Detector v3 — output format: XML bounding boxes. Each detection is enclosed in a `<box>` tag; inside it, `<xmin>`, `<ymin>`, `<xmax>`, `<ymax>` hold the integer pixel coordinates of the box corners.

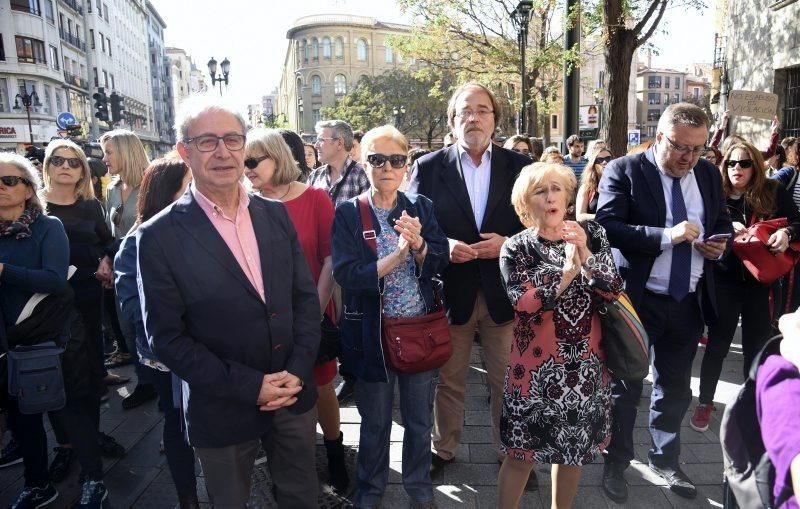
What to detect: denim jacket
<box><xmin>332</xmin><ymin>191</ymin><xmax>449</xmax><ymax>383</ymax></box>
<box><xmin>114</xmin><ymin>233</ymin><xmax>165</xmax><ymax>368</ymax></box>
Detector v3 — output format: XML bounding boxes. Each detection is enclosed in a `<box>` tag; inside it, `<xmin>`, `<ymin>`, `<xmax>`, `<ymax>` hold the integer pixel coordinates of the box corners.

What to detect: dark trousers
<box><xmin>605</xmin><ymin>291</ymin><xmax>703</xmax><ymax>468</ymax></box>
<box><xmin>699</xmin><ymin>277</ymin><xmax>773</xmax><ymax>403</ymax></box>
<box><xmin>151</xmin><ymin>367</ymin><xmax>196</xmax><ymax>498</ymax></box>
<box><xmin>8</xmin><ymin>400</ymin><xmax>48</xmax><ymax>487</ymax></box>
<box><xmin>49</xmin><ymin>396</ymin><xmax>103</xmax><ymax>480</ymax></box>
<box><xmin>195</xmin><ymin>407</ymin><xmax>318</xmax><ymax>508</ymax></box>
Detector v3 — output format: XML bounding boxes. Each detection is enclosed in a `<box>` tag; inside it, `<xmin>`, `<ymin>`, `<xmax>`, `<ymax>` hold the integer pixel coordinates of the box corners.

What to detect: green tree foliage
<box><xmin>320</xmin><ymin>69</ymin><xmax>453</xmax><ymax>148</ymax></box>
<box><xmin>391</xmin><ymin>0</ymin><xmax>578</xmax><ymax>140</ymax></box>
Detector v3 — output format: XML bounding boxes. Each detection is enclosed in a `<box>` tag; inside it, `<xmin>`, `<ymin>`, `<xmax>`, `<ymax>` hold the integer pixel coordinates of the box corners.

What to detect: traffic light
<box><xmin>93</xmin><ymin>88</ymin><xmax>108</xmax><ymax>122</ymax></box>
<box><xmin>109</xmin><ymin>92</ymin><xmax>125</xmax><ymax>123</ymax></box>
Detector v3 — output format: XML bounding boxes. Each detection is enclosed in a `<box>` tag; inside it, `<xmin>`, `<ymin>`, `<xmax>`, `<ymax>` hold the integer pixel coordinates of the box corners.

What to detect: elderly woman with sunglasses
<box><xmin>690</xmin><ymin>141</ymin><xmax>800</xmax><ymax>434</ymax></box>
<box><xmin>0</xmin><ymin>153</ymin><xmax>70</xmax><ymax>507</ymax></box>
<box><xmin>575</xmin><ymin>149</ymin><xmax>615</xmax><ymax>221</ymax></box>
<box><xmin>332</xmin><ymin>125</ymin><xmax>449</xmax><ymax>508</ymax></box>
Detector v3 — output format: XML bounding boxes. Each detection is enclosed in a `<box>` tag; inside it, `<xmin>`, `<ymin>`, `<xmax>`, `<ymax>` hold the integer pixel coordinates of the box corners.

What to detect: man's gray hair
<box><xmin>0</xmin><ymin>152</ymin><xmax>44</xmax><ymax>212</ymax></box>
<box><xmin>315</xmin><ymin>120</ymin><xmax>354</xmax><ymax>151</ymax></box>
<box><xmin>657</xmin><ymin>102</ymin><xmax>710</xmax><ymax>134</ymax></box>
<box><xmin>174</xmin><ymin>94</ymin><xmax>247</xmax><ymax>141</ymax></box>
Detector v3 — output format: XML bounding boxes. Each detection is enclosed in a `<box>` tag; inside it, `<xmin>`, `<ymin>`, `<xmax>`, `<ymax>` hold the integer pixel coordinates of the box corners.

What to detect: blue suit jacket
<box><xmin>137</xmin><ymin>189</ymin><xmax>320</xmax><ymax>448</ymax></box>
<box><xmin>595</xmin><ymin>147</ymin><xmax>733</xmax><ymax>323</ymax></box>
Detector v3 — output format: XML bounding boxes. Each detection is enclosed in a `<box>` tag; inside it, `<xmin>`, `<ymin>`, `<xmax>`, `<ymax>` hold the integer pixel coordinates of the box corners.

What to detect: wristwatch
<box><xmin>582</xmin><ymin>254</ymin><xmax>596</xmax><ymax>271</ymax></box>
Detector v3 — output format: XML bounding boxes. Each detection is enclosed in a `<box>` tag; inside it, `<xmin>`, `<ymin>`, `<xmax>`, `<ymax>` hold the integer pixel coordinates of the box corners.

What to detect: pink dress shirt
<box><xmin>192</xmin><ymin>183</ymin><xmax>265</xmax><ymax>302</ymax></box>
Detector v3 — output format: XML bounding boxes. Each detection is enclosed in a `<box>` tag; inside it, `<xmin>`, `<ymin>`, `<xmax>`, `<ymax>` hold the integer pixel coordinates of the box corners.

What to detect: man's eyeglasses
<box><xmin>724</xmin><ymin>159</ymin><xmax>754</xmax><ymax>169</ymax></box>
<box><xmin>367</xmin><ymin>153</ymin><xmax>408</xmax><ymax>169</ymax></box>
<box><xmin>0</xmin><ymin>175</ymin><xmax>32</xmax><ymax>187</ymax></box>
<box><xmin>50</xmin><ymin>155</ymin><xmax>82</xmax><ymax>169</ymax></box>
<box><xmin>664</xmin><ymin>136</ymin><xmax>707</xmax><ymax>156</ymax></box>
<box><xmin>184</xmin><ymin>134</ymin><xmax>246</xmax><ymax>153</ymax></box>
<box><xmin>315</xmin><ymin>137</ymin><xmax>339</xmax><ymax>144</ymax></box>
<box><xmin>112</xmin><ymin>203</ymin><xmax>124</xmax><ymax>228</ymax></box>
<box><xmin>454</xmin><ymin>109</ymin><xmax>494</xmax><ymax>120</ymax></box>
<box><xmin>244</xmin><ymin>155</ymin><xmax>270</xmax><ymax>170</ymax></box>
<box><xmin>595</xmin><ymin>156</ymin><xmax>613</xmax><ymax>164</ymax></box>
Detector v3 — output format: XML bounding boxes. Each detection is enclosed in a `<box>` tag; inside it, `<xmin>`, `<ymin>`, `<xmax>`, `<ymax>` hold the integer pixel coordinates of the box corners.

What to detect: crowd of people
<box><xmin>1</xmin><ymin>81</ymin><xmax>800</xmax><ymax>509</ymax></box>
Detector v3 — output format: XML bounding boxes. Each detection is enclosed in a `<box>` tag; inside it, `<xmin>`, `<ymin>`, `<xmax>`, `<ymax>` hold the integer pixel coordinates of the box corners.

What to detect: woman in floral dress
<box><xmin>497</xmin><ymin>162</ymin><xmax>622</xmax><ymax>508</ymax></box>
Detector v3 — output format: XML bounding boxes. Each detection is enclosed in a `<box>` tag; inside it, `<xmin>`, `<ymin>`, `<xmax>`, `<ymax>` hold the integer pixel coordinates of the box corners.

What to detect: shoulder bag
<box><xmin>357</xmin><ymin>195</ymin><xmax>452</xmax><ymax>374</ymax></box>
<box><xmin>732</xmin><ymin>216</ymin><xmax>800</xmax><ymax>285</ymax></box>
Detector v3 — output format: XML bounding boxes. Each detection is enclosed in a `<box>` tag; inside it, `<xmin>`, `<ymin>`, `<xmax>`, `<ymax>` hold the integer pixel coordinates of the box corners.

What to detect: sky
<box><xmin>148</xmin><ymin>0</ymin><xmax>716</xmax><ymax>111</ymax></box>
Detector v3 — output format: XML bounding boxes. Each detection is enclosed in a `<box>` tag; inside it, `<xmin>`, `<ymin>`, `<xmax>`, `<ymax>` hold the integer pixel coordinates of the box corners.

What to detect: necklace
<box><xmin>278</xmin><ymin>182</ymin><xmax>293</xmax><ymax>201</ymax></box>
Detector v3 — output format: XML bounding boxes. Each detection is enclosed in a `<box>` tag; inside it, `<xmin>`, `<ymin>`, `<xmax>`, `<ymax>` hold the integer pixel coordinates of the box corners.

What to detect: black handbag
<box><xmin>316</xmin><ymin>313</ymin><xmax>341</xmax><ymax>365</ymax></box>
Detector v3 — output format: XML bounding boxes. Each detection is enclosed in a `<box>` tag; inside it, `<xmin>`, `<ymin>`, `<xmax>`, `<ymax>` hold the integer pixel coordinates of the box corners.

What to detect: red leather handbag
<box><xmin>357</xmin><ymin>195</ymin><xmax>452</xmax><ymax>374</ymax></box>
<box><xmin>732</xmin><ymin>217</ymin><xmax>800</xmax><ymax>285</ymax></box>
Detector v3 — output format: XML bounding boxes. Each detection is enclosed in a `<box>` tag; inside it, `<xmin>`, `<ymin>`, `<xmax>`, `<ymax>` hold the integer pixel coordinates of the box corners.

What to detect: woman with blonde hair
<box><xmin>98</xmin><ymin>129</ymin><xmax>156</xmax><ymax>409</ymax></box>
<box><xmin>244</xmin><ymin>128</ymin><xmax>349</xmax><ymax>493</ymax></box>
<box><xmin>498</xmin><ymin>162</ymin><xmax>622</xmax><ymax>508</ymax></box>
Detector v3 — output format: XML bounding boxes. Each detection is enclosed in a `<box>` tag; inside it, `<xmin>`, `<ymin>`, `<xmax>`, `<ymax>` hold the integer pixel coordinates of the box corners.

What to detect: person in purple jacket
<box><xmin>757</xmin><ymin>309</ymin><xmax>800</xmax><ymax>508</ymax></box>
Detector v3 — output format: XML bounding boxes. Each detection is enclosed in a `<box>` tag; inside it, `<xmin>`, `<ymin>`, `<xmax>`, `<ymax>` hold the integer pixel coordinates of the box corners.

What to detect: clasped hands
<box><xmin>449</xmin><ymin>233</ymin><xmax>506</xmax><ymax>263</ymax></box>
<box><xmin>394</xmin><ymin>210</ymin><xmax>424</xmax><ymax>255</ymax></box>
<box><xmin>670</xmin><ymin>221</ymin><xmax>727</xmax><ymax>260</ymax></box>
<box><xmin>257</xmin><ymin>371</ymin><xmax>303</xmax><ymax>411</ymax></box>
<box><xmin>95</xmin><ymin>255</ymin><xmax>114</xmax><ymax>289</ymax></box>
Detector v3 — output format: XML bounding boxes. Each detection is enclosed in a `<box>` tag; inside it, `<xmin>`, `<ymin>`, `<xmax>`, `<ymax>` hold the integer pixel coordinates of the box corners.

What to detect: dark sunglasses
<box><xmin>50</xmin><ymin>155</ymin><xmax>82</xmax><ymax>169</ymax></box>
<box><xmin>112</xmin><ymin>203</ymin><xmax>124</xmax><ymax>228</ymax></box>
<box><xmin>244</xmin><ymin>155</ymin><xmax>270</xmax><ymax>170</ymax></box>
<box><xmin>724</xmin><ymin>159</ymin><xmax>753</xmax><ymax>169</ymax></box>
<box><xmin>0</xmin><ymin>175</ymin><xmax>32</xmax><ymax>187</ymax></box>
<box><xmin>595</xmin><ymin>156</ymin><xmax>612</xmax><ymax>164</ymax></box>
<box><xmin>367</xmin><ymin>153</ymin><xmax>407</xmax><ymax>169</ymax></box>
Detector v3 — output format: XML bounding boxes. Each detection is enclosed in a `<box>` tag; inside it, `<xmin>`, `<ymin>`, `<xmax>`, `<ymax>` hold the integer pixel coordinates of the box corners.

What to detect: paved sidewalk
<box><xmin>0</xmin><ymin>330</ymin><xmax>742</xmax><ymax>508</ymax></box>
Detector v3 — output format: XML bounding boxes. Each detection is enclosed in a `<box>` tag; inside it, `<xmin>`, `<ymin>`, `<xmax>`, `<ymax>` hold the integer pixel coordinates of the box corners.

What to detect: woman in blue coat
<box><xmin>332</xmin><ymin>125</ymin><xmax>449</xmax><ymax>508</ymax></box>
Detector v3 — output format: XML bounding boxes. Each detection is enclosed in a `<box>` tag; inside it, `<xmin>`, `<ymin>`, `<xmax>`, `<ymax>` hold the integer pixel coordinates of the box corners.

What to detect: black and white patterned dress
<box><xmin>498</xmin><ymin>221</ymin><xmax>622</xmax><ymax>465</ymax></box>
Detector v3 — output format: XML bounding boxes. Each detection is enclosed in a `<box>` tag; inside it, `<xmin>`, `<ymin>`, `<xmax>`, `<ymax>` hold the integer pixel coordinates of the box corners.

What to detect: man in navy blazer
<box><xmin>137</xmin><ymin>96</ymin><xmax>320</xmax><ymax>507</ymax></box>
<box><xmin>596</xmin><ymin>103</ymin><xmax>732</xmax><ymax>502</ymax></box>
<box><xmin>408</xmin><ymin>83</ymin><xmax>530</xmax><ymax>473</ymax></box>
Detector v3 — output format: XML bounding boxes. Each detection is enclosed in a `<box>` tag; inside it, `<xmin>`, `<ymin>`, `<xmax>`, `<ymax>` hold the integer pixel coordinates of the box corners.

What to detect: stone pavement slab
<box><xmin>0</xmin><ymin>328</ymin><xmax>743</xmax><ymax>508</ymax></box>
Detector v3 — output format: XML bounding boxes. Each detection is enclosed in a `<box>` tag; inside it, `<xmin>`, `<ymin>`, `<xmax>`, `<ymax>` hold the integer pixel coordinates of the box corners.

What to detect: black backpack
<box><xmin>720</xmin><ymin>335</ymin><xmax>793</xmax><ymax>508</ymax></box>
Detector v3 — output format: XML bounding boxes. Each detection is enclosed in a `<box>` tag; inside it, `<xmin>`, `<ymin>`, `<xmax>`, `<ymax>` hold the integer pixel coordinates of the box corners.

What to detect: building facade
<box><xmin>145</xmin><ymin>0</ymin><xmax>172</xmax><ymax>154</ymax></box>
<box><xmin>277</xmin><ymin>14</ymin><xmax>416</xmax><ymax>135</ymax></box>
<box><xmin>0</xmin><ymin>0</ymin><xmax>70</xmax><ymax>151</ymax></box>
<box><xmin>1</xmin><ymin>0</ymin><xmax>168</xmax><ymax>156</ymax></box>
<box><xmin>636</xmin><ymin>65</ymin><xmax>687</xmax><ymax>140</ymax></box>
<box><xmin>166</xmin><ymin>46</ymin><xmax>206</xmax><ymax>120</ymax></box>
<box><xmin>715</xmin><ymin>0</ymin><xmax>799</xmax><ymax>143</ymax></box>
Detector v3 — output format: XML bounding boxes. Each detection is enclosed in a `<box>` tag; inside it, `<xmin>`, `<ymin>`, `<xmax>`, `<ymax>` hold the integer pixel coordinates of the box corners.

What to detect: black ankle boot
<box><xmin>324</xmin><ymin>432</ymin><xmax>349</xmax><ymax>493</ymax></box>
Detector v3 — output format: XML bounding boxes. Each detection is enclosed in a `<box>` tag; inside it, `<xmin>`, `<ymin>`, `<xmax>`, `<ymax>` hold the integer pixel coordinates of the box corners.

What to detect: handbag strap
<box><xmin>330</xmin><ymin>159</ymin><xmax>358</xmax><ymax>204</ymax></box>
<box><xmin>357</xmin><ymin>194</ymin><xmax>377</xmax><ymax>254</ymax></box>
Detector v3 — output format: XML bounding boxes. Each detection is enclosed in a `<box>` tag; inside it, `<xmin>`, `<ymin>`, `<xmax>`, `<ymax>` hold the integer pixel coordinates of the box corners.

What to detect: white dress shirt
<box><xmin>456</xmin><ymin>144</ymin><xmax>492</xmax><ymax>230</ymax></box>
<box><xmin>645</xmin><ymin>155</ymin><xmax>706</xmax><ymax>295</ymax></box>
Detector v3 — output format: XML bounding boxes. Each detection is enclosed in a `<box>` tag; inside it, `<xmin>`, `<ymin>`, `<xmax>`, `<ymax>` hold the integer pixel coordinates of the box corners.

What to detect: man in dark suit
<box><xmin>408</xmin><ymin>83</ymin><xmax>530</xmax><ymax>473</ymax></box>
<box><xmin>596</xmin><ymin>103</ymin><xmax>733</xmax><ymax>502</ymax></box>
<box><xmin>137</xmin><ymin>96</ymin><xmax>320</xmax><ymax>507</ymax></box>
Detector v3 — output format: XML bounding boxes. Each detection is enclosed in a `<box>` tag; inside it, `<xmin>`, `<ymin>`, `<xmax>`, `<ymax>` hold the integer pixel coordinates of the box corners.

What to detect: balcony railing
<box><xmin>59</xmin><ymin>28</ymin><xmax>86</xmax><ymax>51</ymax></box>
<box><xmin>64</xmin><ymin>71</ymin><xmax>89</xmax><ymax>89</ymax></box>
<box><xmin>10</xmin><ymin>3</ymin><xmax>40</xmax><ymax>15</ymax></box>
<box><xmin>59</xmin><ymin>0</ymin><xmax>83</xmax><ymax>15</ymax></box>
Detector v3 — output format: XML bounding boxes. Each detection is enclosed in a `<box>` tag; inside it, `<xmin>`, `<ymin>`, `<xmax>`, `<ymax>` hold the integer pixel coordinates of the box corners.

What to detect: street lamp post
<box><xmin>393</xmin><ymin>105</ymin><xmax>406</xmax><ymax>128</ymax></box>
<box><xmin>207</xmin><ymin>57</ymin><xmax>231</xmax><ymax>97</ymax></box>
<box><xmin>510</xmin><ymin>1</ymin><xmax>533</xmax><ymax>135</ymax></box>
<box><xmin>13</xmin><ymin>87</ymin><xmax>42</xmax><ymax>146</ymax></box>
